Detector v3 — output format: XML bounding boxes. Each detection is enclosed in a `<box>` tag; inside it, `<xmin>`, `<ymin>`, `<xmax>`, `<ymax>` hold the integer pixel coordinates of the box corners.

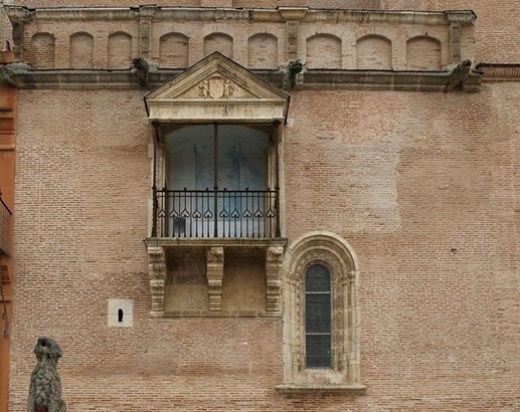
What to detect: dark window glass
<box><xmin>305</xmin><ymin>264</ymin><xmax>331</xmax><ymax>368</ymax></box>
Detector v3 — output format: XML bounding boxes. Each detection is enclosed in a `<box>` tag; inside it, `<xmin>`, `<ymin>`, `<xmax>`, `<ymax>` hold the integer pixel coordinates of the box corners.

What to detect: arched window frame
<box><xmin>278</xmin><ymin>232</ymin><xmax>365</xmax><ymax>393</ymax></box>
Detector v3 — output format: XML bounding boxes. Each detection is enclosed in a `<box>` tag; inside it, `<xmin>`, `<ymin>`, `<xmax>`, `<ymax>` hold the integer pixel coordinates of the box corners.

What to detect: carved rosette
<box><xmin>266</xmin><ymin>245</ymin><xmax>285</xmax><ymax>314</ymax></box>
<box><xmin>147</xmin><ymin>246</ymin><xmax>166</xmax><ymax>317</ymax></box>
<box><xmin>207</xmin><ymin>247</ymin><xmax>224</xmax><ymax>311</ymax></box>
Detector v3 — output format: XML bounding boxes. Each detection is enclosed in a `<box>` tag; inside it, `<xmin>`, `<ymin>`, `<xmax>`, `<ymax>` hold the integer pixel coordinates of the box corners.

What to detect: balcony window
<box><xmin>143</xmin><ymin>53</ymin><xmax>289</xmax><ymax>318</ymax></box>
<box><xmin>154</xmin><ymin>123</ymin><xmax>278</xmax><ymax>238</ymax></box>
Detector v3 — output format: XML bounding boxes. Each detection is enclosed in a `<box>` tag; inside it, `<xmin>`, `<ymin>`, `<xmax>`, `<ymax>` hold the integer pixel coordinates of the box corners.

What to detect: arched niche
<box><xmin>406</xmin><ymin>36</ymin><xmax>442</xmax><ymax>70</ymax></box>
<box><xmin>248</xmin><ymin>33</ymin><xmax>278</xmax><ymax>69</ymax></box>
<box><xmin>204</xmin><ymin>33</ymin><xmax>233</xmax><ymax>59</ymax></box>
<box><xmin>108</xmin><ymin>32</ymin><xmax>132</xmax><ymax>69</ymax></box>
<box><xmin>70</xmin><ymin>32</ymin><xmax>94</xmax><ymax>69</ymax></box>
<box><xmin>356</xmin><ymin>35</ymin><xmax>392</xmax><ymax>70</ymax></box>
<box><xmin>306</xmin><ymin>34</ymin><xmax>342</xmax><ymax>69</ymax></box>
<box><xmin>31</xmin><ymin>32</ymin><xmax>55</xmax><ymax>69</ymax></box>
<box><xmin>159</xmin><ymin>32</ymin><xmax>189</xmax><ymax>68</ymax></box>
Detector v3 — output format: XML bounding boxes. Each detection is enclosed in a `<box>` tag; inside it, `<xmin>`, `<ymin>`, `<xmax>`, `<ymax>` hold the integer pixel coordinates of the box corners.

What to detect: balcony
<box><xmin>152</xmin><ymin>188</ymin><xmax>280</xmax><ymax>239</ymax></box>
<box><xmin>0</xmin><ymin>193</ymin><xmax>12</xmax><ymax>256</ymax></box>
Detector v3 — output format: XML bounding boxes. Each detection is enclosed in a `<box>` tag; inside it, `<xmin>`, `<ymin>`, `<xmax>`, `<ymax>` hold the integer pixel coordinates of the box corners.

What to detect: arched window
<box><xmin>305</xmin><ymin>263</ymin><xmax>332</xmax><ymax>368</ymax></box>
<box><xmin>279</xmin><ymin>232</ymin><xmax>365</xmax><ymax>393</ymax></box>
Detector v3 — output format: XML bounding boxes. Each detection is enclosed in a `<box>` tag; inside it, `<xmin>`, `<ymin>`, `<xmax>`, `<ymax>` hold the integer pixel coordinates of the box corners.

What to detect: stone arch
<box><xmin>108</xmin><ymin>31</ymin><xmax>132</xmax><ymax>69</ymax></box>
<box><xmin>406</xmin><ymin>35</ymin><xmax>442</xmax><ymax>70</ymax></box>
<box><xmin>31</xmin><ymin>32</ymin><xmax>55</xmax><ymax>69</ymax></box>
<box><xmin>282</xmin><ymin>231</ymin><xmax>362</xmax><ymax>386</ymax></box>
<box><xmin>248</xmin><ymin>33</ymin><xmax>278</xmax><ymax>69</ymax></box>
<box><xmin>356</xmin><ymin>34</ymin><xmax>392</xmax><ymax>70</ymax></box>
<box><xmin>159</xmin><ymin>33</ymin><xmax>189</xmax><ymax>68</ymax></box>
<box><xmin>70</xmin><ymin>32</ymin><xmax>94</xmax><ymax>69</ymax></box>
<box><xmin>204</xmin><ymin>33</ymin><xmax>233</xmax><ymax>59</ymax></box>
<box><xmin>306</xmin><ymin>34</ymin><xmax>342</xmax><ymax>69</ymax></box>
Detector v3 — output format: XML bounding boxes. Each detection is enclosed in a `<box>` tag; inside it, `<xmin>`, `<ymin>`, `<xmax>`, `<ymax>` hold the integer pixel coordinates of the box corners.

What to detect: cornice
<box><xmin>5</xmin><ymin>5</ymin><xmax>475</xmax><ymax>26</ymax></box>
<box><xmin>5</xmin><ymin>66</ymin><xmax>481</xmax><ymax>93</ymax></box>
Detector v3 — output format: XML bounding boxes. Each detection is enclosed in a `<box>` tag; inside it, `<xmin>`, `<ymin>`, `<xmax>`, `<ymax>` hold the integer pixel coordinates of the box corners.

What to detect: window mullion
<box><xmin>213</xmin><ymin>123</ymin><xmax>218</xmax><ymax>237</ymax></box>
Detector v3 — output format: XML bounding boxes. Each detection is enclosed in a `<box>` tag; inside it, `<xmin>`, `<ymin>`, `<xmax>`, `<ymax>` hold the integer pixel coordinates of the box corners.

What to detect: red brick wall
<box><xmin>8</xmin><ymin>82</ymin><xmax>520</xmax><ymax>411</ymax></box>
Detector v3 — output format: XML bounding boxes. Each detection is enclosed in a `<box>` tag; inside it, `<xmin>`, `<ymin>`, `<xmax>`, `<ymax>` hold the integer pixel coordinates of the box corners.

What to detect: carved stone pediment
<box><xmin>145</xmin><ymin>52</ymin><xmax>289</xmax><ymax>123</ymax></box>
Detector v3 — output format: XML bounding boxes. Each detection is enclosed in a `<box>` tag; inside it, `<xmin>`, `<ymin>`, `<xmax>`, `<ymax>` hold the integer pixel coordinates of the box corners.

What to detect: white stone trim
<box><xmin>281</xmin><ymin>231</ymin><xmax>363</xmax><ymax>390</ymax></box>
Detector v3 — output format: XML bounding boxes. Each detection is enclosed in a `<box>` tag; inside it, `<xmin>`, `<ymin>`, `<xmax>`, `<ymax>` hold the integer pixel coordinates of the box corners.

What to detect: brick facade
<box><xmin>2</xmin><ymin>1</ymin><xmax>520</xmax><ymax>412</ymax></box>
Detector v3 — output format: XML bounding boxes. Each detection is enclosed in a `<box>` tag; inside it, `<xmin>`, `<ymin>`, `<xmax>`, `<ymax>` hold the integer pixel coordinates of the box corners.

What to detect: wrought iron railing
<box><xmin>0</xmin><ymin>192</ymin><xmax>12</xmax><ymax>256</ymax></box>
<box><xmin>152</xmin><ymin>188</ymin><xmax>280</xmax><ymax>238</ymax></box>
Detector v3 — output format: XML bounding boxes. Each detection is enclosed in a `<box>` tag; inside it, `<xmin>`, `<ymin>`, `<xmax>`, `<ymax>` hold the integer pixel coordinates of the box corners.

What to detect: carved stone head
<box><xmin>33</xmin><ymin>336</ymin><xmax>63</xmax><ymax>364</ymax></box>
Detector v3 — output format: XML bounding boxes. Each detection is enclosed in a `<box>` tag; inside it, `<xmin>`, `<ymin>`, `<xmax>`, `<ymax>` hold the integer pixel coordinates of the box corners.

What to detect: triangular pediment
<box><xmin>145</xmin><ymin>52</ymin><xmax>289</xmax><ymax>123</ymax></box>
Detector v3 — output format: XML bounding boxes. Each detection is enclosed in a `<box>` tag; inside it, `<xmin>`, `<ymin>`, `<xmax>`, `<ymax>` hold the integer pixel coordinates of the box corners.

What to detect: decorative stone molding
<box><xmin>4</xmin><ymin>65</ymin><xmax>482</xmax><ymax>92</ymax></box>
<box><xmin>280</xmin><ymin>231</ymin><xmax>365</xmax><ymax>392</ymax></box>
<box><xmin>144</xmin><ymin>52</ymin><xmax>290</xmax><ymax>123</ymax></box>
<box><xmin>139</xmin><ymin>6</ymin><xmax>158</xmax><ymax>61</ymax></box>
<box><xmin>278</xmin><ymin>7</ymin><xmax>308</xmax><ymax>22</ymax></box>
<box><xmin>144</xmin><ymin>238</ymin><xmax>287</xmax><ymax>317</ymax></box>
<box><xmin>146</xmin><ymin>245</ymin><xmax>166</xmax><ymax>317</ymax></box>
<box><xmin>445</xmin><ymin>10</ymin><xmax>477</xmax><ymax>25</ymax></box>
<box><xmin>265</xmin><ymin>245</ymin><xmax>284</xmax><ymax>314</ymax></box>
<box><xmin>207</xmin><ymin>247</ymin><xmax>224</xmax><ymax>311</ymax></box>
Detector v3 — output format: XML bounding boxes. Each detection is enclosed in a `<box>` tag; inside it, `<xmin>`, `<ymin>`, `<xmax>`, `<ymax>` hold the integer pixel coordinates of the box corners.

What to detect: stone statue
<box><xmin>0</xmin><ymin>65</ymin><xmax>19</xmax><ymax>88</ymax></box>
<box><xmin>445</xmin><ymin>59</ymin><xmax>481</xmax><ymax>92</ymax></box>
<box><xmin>131</xmin><ymin>57</ymin><xmax>150</xmax><ymax>87</ymax></box>
<box><xmin>28</xmin><ymin>337</ymin><xmax>67</xmax><ymax>412</ymax></box>
<box><xmin>284</xmin><ymin>59</ymin><xmax>304</xmax><ymax>90</ymax></box>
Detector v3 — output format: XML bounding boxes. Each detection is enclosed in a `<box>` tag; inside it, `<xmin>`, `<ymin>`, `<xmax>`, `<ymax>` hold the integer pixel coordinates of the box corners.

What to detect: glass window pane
<box><xmin>305</xmin><ymin>264</ymin><xmax>332</xmax><ymax>368</ymax></box>
<box><xmin>166</xmin><ymin>125</ymin><xmax>214</xmax><ymax>190</ymax></box>
<box><xmin>305</xmin><ymin>293</ymin><xmax>331</xmax><ymax>333</ymax></box>
<box><xmin>305</xmin><ymin>264</ymin><xmax>330</xmax><ymax>292</ymax></box>
<box><xmin>306</xmin><ymin>334</ymin><xmax>331</xmax><ymax>368</ymax></box>
<box><xmin>218</xmin><ymin>125</ymin><xmax>267</xmax><ymax>190</ymax></box>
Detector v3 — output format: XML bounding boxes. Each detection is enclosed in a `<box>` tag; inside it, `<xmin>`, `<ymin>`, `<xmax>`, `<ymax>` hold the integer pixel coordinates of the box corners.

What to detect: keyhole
<box><xmin>118</xmin><ymin>309</ymin><xmax>124</xmax><ymax>323</ymax></box>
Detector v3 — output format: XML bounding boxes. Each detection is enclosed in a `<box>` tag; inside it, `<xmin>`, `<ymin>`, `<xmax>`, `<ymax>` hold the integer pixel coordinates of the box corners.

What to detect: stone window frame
<box><xmin>277</xmin><ymin>231</ymin><xmax>365</xmax><ymax>394</ymax></box>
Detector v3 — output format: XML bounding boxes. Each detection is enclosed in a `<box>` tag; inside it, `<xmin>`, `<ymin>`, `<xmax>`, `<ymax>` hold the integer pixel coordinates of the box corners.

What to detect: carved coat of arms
<box><xmin>198</xmin><ymin>76</ymin><xmax>235</xmax><ymax>99</ymax></box>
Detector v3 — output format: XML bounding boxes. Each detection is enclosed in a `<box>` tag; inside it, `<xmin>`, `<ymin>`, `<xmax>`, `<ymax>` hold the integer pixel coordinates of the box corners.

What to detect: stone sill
<box><xmin>144</xmin><ymin>237</ymin><xmax>287</xmax><ymax>249</ymax></box>
<box><xmin>275</xmin><ymin>383</ymin><xmax>367</xmax><ymax>395</ymax></box>
<box><xmin>7</xmin><ymin>66</ymin><xmax>482</xmax><ymax>92</ymax></box>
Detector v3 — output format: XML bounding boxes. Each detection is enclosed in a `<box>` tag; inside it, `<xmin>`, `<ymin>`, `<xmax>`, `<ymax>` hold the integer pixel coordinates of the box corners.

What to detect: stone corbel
<box><xmin>147</xmin><ymin>245</ymin><xmax>166</xmax><ymax>317</ymax></box>
<box><xmin>207</xmin><ymin>247</ymin><xmax>224</xmax><ymax>311</ymax></box>
<box><xmin>266</xmin><ymin>245</ymin><xmax>284</xmax><ymax>314</ymax></box>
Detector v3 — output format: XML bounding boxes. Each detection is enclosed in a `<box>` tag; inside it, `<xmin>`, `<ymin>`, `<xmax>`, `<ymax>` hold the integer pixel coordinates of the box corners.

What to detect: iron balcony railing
<box><xmin>153</xmin><ymin>188</ymin><xmax>280</xmax><ymax>238</ymax></box>
<box><xmin>0</xmin><ymin>192</ymin><xmax>12</xmax><ymax>256</ymax></box>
